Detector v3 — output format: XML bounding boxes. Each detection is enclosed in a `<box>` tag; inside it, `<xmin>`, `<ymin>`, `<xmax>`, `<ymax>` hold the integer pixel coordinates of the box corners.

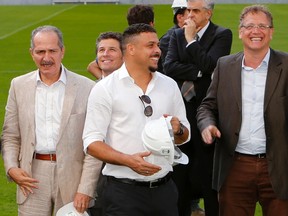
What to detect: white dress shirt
<box><xmin>83</xmin><ymin>63</ymin><xmax>190</xmax><ymax>181</ymax></box>
<box><xmin>35</xmin><ymin>67</ymin><xmax>66</xmax><ymax>153</ymax></box>
<box><xmin>236</xmin><ymin>50</ymin><xmax>270</xmax><ymax>154</ymax></box>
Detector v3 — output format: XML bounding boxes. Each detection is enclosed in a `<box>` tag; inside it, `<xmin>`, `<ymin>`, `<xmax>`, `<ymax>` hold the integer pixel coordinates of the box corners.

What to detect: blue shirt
<box><xmin>236</xmin><ymin>50</ymin><xmax>270</xmax><ymax>154</ymax></box>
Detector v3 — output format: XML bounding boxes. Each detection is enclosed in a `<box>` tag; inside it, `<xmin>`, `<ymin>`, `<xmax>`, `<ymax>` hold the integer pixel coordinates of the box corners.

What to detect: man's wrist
<box><xmin>176</xmin><ymin>123</ymin><xmax>185</xmax><ymax>136</ymax></box>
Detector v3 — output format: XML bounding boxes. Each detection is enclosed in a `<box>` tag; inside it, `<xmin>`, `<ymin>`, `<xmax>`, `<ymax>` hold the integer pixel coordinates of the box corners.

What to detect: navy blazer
<box><xmin>197</xmin><ymin>49</ymin><xmax>288</xmax><ymax>199</ymax></box>
<box><xmin>164</xmin><ymin>22</ymin><xmax>232</xmax><ymax>104</ymax></box>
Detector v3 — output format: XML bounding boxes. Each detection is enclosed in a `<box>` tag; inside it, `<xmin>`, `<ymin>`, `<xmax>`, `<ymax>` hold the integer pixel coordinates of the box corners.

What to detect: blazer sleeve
<box><xmin>164</xmin><ymin>29</ymin><xmax>200</xmax><ymax>81</ymax></box>
<box><xmin>1</xmin><ymin>79</ymin><xmax>22</xmax><ymax>174</ymax></box>
<box><xmin>164</xmin><ymin>26</ymin><xmax>232</xmax><ymax>81</ymax></box>
<box><xmin>196</xmin><ymin>60</ymin><xmax>220</xmax><ymax>133</ymax></box>
<box><xmin>186</xmin><ymin>27</ymin><xmax>232</xmax><ymax>75</ymax></box>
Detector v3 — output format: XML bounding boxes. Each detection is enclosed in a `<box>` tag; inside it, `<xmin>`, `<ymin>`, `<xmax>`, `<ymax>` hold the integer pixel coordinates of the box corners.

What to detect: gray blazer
<box><xmin>1</xmin><ymin>67</ymin><xmax>102</xmax><ymax>204</ymax></box>
<box><xmin>197</xmin><ymin>49</ymin><xmax>288</xmax><ymax>199</ymax></box>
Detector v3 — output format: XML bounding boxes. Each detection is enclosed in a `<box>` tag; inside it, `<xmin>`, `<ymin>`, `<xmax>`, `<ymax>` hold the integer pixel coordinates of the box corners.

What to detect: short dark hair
<box><xmin>96</xmin><ymin>31</ymin><xmax>123</xmax><ymax>52</ymax></box>
<box><xmin>122</xmin><ymin>23</ymin><xmax>157</xmax><ymax>52</ymax></box>
<box><xmin>126</xmin><ymin>5</ymin><xmax>154</xmax><ymax>26</ymax></box>
<box><xmin>239</xmin><ymin>5</ymin><xmax>273</xmax><ymax>28</ymax></box>
<box><xmin>173</xmin><ymin>8</ymin><xmax>187</xmax><ymax>25</ymax></box>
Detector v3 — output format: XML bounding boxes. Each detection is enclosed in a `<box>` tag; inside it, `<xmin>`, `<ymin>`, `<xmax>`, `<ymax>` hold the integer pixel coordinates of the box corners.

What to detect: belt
<box><xmin>235</xmin><ymin>152</ymin><xmax>266</xmax><ymax>159</ymax></box>
<box><xmin>107</xmin><ymin>172</ymin><xmax>171</xmax><ymax>188</ymax></box>
<box><xmin>34</xmin><ymin>153</ymin><xmax>57</xmax><ymax>161</ymax></box>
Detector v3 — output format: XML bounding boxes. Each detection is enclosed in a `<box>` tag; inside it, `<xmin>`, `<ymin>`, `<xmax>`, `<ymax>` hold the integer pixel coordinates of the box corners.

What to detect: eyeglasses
<box><xmin>139</xmin><ymin>95</ymin><xmax>153</xmax><ymax>117</ymax></box>
<box><xmin>241</xmin><ymin>24</ymin><xmax>272</xmax><ymax>31</ymax></box>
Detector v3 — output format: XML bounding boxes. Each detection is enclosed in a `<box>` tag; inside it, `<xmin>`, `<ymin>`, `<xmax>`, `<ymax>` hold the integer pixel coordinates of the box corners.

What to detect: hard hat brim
<box><xmin>56</xmin><ymin>202</ymin><xmax>89</xmax><ymax>216</ymax></box>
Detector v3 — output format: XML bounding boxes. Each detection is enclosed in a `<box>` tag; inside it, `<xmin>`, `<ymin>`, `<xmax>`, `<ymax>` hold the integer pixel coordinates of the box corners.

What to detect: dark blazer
<box><xmin>164</xmin><ymin>21</ymin><xmax>233</xmax><ymax>104</ymax></box>
<box><xmin>164</xmin><ymin>21</ymin><xmax>233</xmax><ymax>216</ymax></box>
<box><xmin>197</xmin><ymin>49</ymin><xmax>288</xmax><ymax>199</ymax></box>
<box><xmin>158</xmin><ymin>25</ymin><xmax>178</xmax><ymax>73</ymax></box>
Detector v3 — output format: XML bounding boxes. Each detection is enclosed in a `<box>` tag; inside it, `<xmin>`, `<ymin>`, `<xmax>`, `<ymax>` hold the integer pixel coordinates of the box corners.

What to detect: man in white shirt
<box><xmin>86</xmin><ymin>31</ymin><xmax>123</xmax><ymax>216</ymax></box>
<box><xmin>1</xmin><ymin>25</ymin><xmax>102</xmax><ymax>216</ymax></box>
<box><xmin>87</xmin><ymin>32</ymin><xmax>123</xmax><ymax>80</ymax></box>
<box><xmin>83</xmin><ymin>23</ymin><xmax>190</xmax><ymax>216</ymax></box>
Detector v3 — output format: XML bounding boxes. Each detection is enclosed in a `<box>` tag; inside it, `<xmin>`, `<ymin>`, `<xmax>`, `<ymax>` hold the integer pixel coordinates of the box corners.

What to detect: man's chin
<box><xmin>148</xmin><ymin>66</ymin><xmax>157</xmax><ymax>73</ymax></box>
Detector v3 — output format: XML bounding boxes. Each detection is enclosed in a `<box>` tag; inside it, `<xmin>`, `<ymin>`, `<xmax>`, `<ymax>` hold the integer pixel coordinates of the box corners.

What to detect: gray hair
<box><xmin>30</xmin><ymin>25</ymin><xmax>64</xmax><ymax>49</ymax></box>
<box><xmin>187</xmin><ymin>0</ymin><xmax>214</xmax><ymax>10</ymax></box>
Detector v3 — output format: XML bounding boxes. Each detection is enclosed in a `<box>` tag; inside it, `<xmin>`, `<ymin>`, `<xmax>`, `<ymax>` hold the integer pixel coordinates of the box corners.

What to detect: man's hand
<box><xmin>8</xmin><ymin>167</ymin><xmax>39</xmax><ymax>197</ymax></box>
<box><xmin>183</xmin><ymin>19</ymin><xmax>198</xmax><ymax>43</ymax></box>
<box><xmin>128</xmin><ymin>151</ymin><xmax>162</xmax><ymax>176</ymax></box>
<box><xmin>73</xmin><ymin>192</ymin><xmax>91</xmax><ymax>213</ymax></box>
<box><xmin>201</xmin><ymin>125</ymin><xmax>221</xmax><ymax>144</ymax></box>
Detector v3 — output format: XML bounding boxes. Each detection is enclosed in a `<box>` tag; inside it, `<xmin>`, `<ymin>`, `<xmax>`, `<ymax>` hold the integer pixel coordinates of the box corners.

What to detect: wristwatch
<box><xmin>176</xmin><ymin>123</ymin><xmax>185</xmax><ymax>136</ymax></box>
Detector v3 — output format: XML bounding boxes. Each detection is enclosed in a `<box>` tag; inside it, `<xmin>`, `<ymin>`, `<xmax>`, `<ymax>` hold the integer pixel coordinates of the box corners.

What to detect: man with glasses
<box><xmin>197</xmin><ymin>5</ymin><xmax>288</xmax><ymax>215</ymax></box>
<box><xmin>83</xmin><ymin>23</ymin><xmax>190</xmax><ymax>216</ymax></box>
<box><xmin>164</xmin><ymin>0</ymin><xmax>232</xmax><ymax>215</ymax></box>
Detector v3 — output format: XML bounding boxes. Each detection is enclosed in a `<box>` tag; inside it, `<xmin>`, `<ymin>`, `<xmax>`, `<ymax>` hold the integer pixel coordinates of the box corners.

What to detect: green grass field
<box><xmin>1</xmin><ymin>3</ymin><xmax>288</xmax><ymax>215</ymax></box>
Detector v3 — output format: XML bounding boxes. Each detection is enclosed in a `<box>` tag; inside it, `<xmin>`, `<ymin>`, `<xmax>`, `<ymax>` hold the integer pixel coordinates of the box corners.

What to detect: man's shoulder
<box><xmin>271</xmin><ymin>49</ymin><xmax>288</xmax><ymax>58</ymax></box>
<box><xmin>174</xmin><ymin>27</ymin><xmax>184</xmax><ymax>35</ymax></box>
<box><xmin>218</xmin><ymin>52</ymin><xmax>243</xmax><ymax>64</ymax></box>
<box><xmin>160</xmin><ymin>26</ymin><xmax>178</xmax><ymax>40</ymax></box>
<box><xmin>269</xmin><ymin>49</ymin><xmax>288</xmax><ymax>66</ymax></box>
<box><xmin>156</xmin><ymin>72</ymin><xmax>177</xmax><ymax>84</ymax></box>
<box><xmin>210</xmin><ymin>22</ymin><xmax>232</xmax><ymax>35</ymax></box>
<box><xmin>12</xmin><ymin>70</ymin><xmax>37</xmax><ymax>84</ymax></box>
<box><xmin>66</xmin><ymin>69</ymin><xmax>94</xmax><ymax>85</ymax></box>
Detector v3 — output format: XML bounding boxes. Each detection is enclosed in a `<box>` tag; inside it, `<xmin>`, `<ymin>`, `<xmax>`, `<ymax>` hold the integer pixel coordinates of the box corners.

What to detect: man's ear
<box><xmin>126</xmin><ymin>43</ymin><xmax>135</xmax><ymax>56</ymax></box>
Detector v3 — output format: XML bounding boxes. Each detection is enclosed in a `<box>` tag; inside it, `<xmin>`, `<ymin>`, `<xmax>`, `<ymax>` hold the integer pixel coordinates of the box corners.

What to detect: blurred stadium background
<box><xmin>1</xmin><ymin>3</ymin><xmax>288</xmax><ymax>215</ymax></box>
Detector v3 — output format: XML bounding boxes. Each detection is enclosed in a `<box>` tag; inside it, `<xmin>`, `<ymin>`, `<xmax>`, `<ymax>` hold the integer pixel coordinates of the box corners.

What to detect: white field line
<box><xmin>0</xmin><ymin>5</ymin><xmax>77</xmax><ymax>40</ymax></box>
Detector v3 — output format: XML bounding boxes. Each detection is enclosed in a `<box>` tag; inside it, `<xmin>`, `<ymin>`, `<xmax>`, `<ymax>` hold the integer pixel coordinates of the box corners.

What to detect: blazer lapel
<box><xmin>264</xmin><ymin>49</ymin><xmax>282</xmax><ymax>111</ymax></box>
<box><xmin>57</xmin><ymin>70</ymin><xmax>77</xmax><ymax>143</ymax></box>
<box><xmin>230</xmin><ymin>53</ymin><xmax>243</xmax><ymax>112</ymax></box>
<box><xmin>25</xmin><ymin>73</ymin><xmax>37</xmax><ymax>144</ymax></box>
<box><xmin>199</xmin><ymin>22</ymin><xmax>216</xmax><ymax>49</ymax></box>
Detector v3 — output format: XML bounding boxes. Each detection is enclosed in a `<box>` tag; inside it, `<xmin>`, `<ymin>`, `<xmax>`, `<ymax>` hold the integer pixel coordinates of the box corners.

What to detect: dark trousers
<box><xmin>88</xmin><ymin>164</ymin><xmax>107</xmax><ymax>216</ymax></box>
<box><xmin>102</xmin><ymin>178</ymin><xmax>178</xmax><ymax>216</ymax></box>
<box><xmin>172</xmin><ymin>99</ymin><xmax>218</xmax><ymax>216</ymax></box>
<box><xmin>219</xmin><ymin>154</ymin><xmax>288</xmax><ymax>216</ymax></box>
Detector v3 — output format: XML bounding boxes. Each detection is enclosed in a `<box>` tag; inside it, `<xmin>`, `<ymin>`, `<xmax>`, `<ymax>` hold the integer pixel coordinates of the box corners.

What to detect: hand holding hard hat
<box><xmin>142</xmin><ymin>116</ymin><xmax>189</xmax><ymax>166</ymax></box>
<box><xmin>56</xmin><ymin>202</ymin><xmax>89</xmax><ymax>216</ymax></box>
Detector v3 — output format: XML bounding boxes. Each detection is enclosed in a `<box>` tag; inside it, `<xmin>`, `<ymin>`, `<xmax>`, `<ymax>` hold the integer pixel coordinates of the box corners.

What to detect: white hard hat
<box><xmin>56</xmin><ymin>202</ymin><xmax>89</xmax><ymax>216</ymax></box>
<box><xmin>171</xmin><ymin>0</ymin><xmax>187</xmax><ymax>14</ymax></box>
<box><xmin>142</xmin><ymin>116</ymin><xmax>188</xmax><ymax>165</ymax></box>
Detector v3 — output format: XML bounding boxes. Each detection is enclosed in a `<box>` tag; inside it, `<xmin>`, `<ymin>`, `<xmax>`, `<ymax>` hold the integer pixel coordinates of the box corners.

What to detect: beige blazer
<box><xmin>1</xmin><ymin>67</ymin><xmax>102</xmax><ymax>204</ymax></box>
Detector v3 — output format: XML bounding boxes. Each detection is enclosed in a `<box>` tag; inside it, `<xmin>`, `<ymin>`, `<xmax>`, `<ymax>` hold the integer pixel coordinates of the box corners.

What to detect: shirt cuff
<box><xmin>186</xmin><ymin>39</ymin><xmax>197</xmax><ymax>48</ymax></box>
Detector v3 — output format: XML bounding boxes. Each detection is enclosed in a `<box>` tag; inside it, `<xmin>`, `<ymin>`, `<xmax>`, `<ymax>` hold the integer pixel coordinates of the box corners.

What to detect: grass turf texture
<box><xmin>1</xmin><ymin>4</ymin><xmax>288</xmax><ymax>215</ymax></box>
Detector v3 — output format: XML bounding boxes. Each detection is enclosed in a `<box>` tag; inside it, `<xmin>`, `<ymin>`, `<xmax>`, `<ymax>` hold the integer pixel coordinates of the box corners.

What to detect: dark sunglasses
<box><xmin>139</xmin><ymin>95</ymin><xmax>153</xmax><ymax>117</ymax></box>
